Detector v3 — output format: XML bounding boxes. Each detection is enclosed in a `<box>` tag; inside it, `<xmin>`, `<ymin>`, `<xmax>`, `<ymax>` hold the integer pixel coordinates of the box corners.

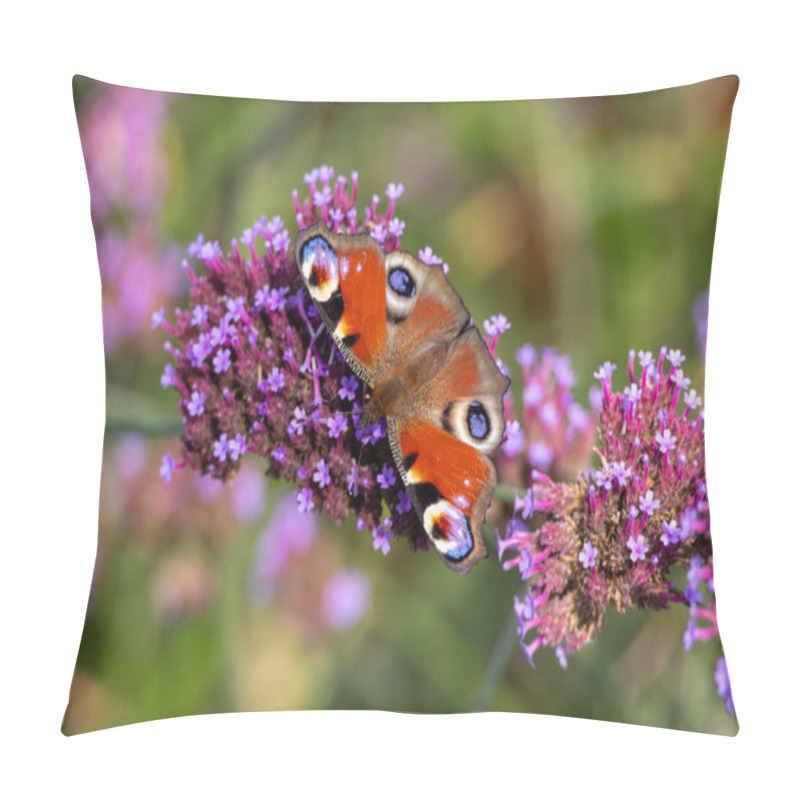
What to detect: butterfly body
<box><xmin>295</xmin><ymin>222</ymin><xmax>509</xmax><ymax>573</ymax></box>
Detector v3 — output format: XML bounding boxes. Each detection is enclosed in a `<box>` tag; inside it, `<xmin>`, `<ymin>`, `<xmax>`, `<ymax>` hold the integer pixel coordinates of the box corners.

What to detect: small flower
<box><xmin>313</xmin><ymin>459</ymin><xmax>331</xmax><ymax>488</ymax></box>
<box><xmin>213</xmin><ymin>434</ymin><xmax>229</xmax><ymax>462</ymax></box>
<box><xmin>578</xmin><ymin>541</ymin><xmax>597</xmax><ymax>568</ymax></box>
<box><xmin>265</xmin><ymin>367</ymin><xmax>285</xmax><ymax>393</ymax></box>
<box><xmin>187</xmin><ymin>390</ymin><xmax>205</xmax><ymax>417</ymax></box>
<box><xmin>386</xmin><ymin>182</ymin><xmax>405</xmax><ymax>200</ymax></box>
<box><xmin>213</xmin><ymin>347</ymin><xmax>232</xmax><ymax>374</ymax></box>
<box><xmin>338</xmin><ymin>375</ymin><xmax>359</xmax><ymax>401</ymax></box>
<box><xmin>483</xmin><ymin>314</ymin><xmax>511</xmax><ymax>337</ymax></box>
<box><xmin>377</xmin><ymin>464</ymin><xmax>396</xmax><ymax>490</ymax></box>
<box><xmin>684</xmin><ymin>389</ymin><xmax>702</xmax><ymax>410</ymax></box>
<box><xmin>655</xmin><ymin>428</ymin><xmax>677</xmax><ymax>453</ymax></box>
<box><xmin>372</xmin><ymin>521</ymin><xmax>392</xmax><ymax>555</ymax></box>
<box><xmin>593</xmin><ymin>361</ymin><xmax>617</xmax><ymax>381</ymax></box>
<box><xmin>397</xmin><ymin>490</ymin><xmax>413</xmax><ymax>515</ymax></box>
<box><xmin>296</xmin><ymin>487</ymin><xmax>315</xmax><ymax>513</ymax></box>
<box><xmin>159</xmin><ymin>452</ymin><xmax>175</xmax><ymax>483</ymax></box>
<box><xmin>418</xmin><ymin>246</ymin><xmax>442</xmax><ymax>266</ymax></box>
<box><xmin>661</xmin><ymin>520</ymin><xmax>680</xmax><ymax>546</ymax></box>
<box><xmin>667</xmin><ymin>349</ymin><xmax>686</xmax><ymax>367</ymax></box>
<box><xmin>627</xmin><ymin>534</ymin><xmax>649</xmax><ymax>562</ymax></box>
<box><xmin>638</xmin><ymin>490</ymin><xmax>661</xmax><ymax>516</ymax></box>
<box><xmin>623</xmin><ymin>383</ymin><xmax>642</xmax><ymax>404</ymax></box>
<box><xmin>715</xmin><ymin>657</ymin><xmax>735</xmax><ymax>715</ymax></box>
<box><xmin>671</xmin><ymin>369</ymin><xmax>691</xmax><ymax>390</ymax></box>
<box><xmin>151</xmin><ymin>307</ymin><xmax>166</xmax><ymax>330</ymax></box>
<box><xmin>326</xmin><ymin>413</ymin><xmax>348</xmax><ymax>438</ymax></box>
<box><xmin>322</xmin><ymin>570</ymin><xmax>371</xmax><ymax>630</ymax></box>
<box><xmin>160</xmin><ymin>363</ymin><xmax>174</xmax><ymax>389</ymax></box>
<box><xmin>229</xmin><ymin>433</ymin><xmax>247</xmax><ymax>461</ymax></box>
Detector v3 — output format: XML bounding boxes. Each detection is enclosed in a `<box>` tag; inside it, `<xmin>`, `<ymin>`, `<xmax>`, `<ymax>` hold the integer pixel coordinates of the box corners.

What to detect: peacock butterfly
<box><xmin>295</xmin><ymin>222</ymin><xmax>509</xmax><ymax>573</ymax></box>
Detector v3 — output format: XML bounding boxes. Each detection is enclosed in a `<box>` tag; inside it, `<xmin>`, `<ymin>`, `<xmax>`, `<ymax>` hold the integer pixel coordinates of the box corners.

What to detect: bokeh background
<box><xmin>64</xmin><ymin>74</ymin><xmax>737</xmax><ymax>735</ymax></box>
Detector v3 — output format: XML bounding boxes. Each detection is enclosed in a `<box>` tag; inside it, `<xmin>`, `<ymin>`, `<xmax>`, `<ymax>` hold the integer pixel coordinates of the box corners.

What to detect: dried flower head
<box><xmin>498</xmin><ymin>346</ymin><xmax>722</xmax><ymax>685</ymax></box>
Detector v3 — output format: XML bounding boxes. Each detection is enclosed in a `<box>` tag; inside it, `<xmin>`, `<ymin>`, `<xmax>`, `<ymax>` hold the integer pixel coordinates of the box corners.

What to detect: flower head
<box><xmin>498</xmin><ymin>344</ymin><xmax>716</xmax><ymax>682</ymax></box>
<box><xmin>156</xmin><ymin>167</ymin><xmax>500</xmax><ymax>562</ymax></box>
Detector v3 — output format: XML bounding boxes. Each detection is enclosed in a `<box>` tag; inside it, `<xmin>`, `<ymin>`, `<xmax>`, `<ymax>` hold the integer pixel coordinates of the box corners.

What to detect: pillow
<box><xmin>64</xmin><ymin>74</ymin><xmax>738</xmax><ymax>735</ymax></box>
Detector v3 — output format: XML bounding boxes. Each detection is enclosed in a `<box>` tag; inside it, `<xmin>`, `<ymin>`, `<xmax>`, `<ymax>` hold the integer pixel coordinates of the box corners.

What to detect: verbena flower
<box><xmin>498</xmin><ymin>345</ymin><xmax>598</xmax><ymax>490</ymax></box>
<box><xmin>498</xmin><ymin>345</ymin><xmax>729</xmax><ymax>712</ymax></box>
<box><xmin>249</xmin><ymin>492</ymin><xmax>371</xmax><ymax>632</ymax></box>
<box><xmin>78</xmin><ymin>83</ymin><xmax>183</xmax><ymax>353</ymax></box>
<box><xmin>157</xmin><ymin>167</ymin><xmax>508</xmax><ymax>557</ymax></box>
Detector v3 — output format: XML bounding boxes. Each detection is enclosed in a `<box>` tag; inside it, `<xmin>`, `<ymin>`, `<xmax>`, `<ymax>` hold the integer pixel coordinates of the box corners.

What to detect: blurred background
<box><xmin>65</xmin><ymin>75</ymin><xmax>737</xmax><ymax>735</ymax></box>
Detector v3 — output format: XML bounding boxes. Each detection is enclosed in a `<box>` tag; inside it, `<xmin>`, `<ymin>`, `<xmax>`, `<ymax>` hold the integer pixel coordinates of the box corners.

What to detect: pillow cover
<box><xmin>64</xmin><ymin>74</ymin><xmax>738</xmax><ymax>735</ymax></box>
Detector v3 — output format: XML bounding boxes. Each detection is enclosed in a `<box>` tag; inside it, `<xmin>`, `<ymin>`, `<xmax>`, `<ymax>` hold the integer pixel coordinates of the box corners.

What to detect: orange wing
<box><xmin>295</xmin><ymin>222</ymin><xmax>387</xmax><ymax>383</ymax></box>
<box><xmin>389</xmin><ymin>416</ymin><xmax>495</xmax><ymax>573</ymax></box>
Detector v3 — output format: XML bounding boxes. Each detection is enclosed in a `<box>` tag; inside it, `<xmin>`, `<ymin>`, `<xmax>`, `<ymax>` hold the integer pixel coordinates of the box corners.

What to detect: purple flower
<box><xmin>627</xmin><ymin>534</ymin><xmax>649</xmax><ymax>563</ymax></box>
<box><xmin>187</xmin><ymin>390</ymin><xmax>205</xmax><ymax>417</ymax></box>
<box><xmin>229</xmin><ymin>433</ymin><xmax>247</xmax><ymax>461</ymax></box>
<box><xmin>483</xmin><ymin>314</ymin><xmax>511</xmax><ymax>337</ymax></box>
<box><xmin>397</xmin><ymin>490</ymin><xmax>412</xmax><ymax>515</ymax></box>
<box><xmin>638</xmin><ymin>490</ymin><xmax>661</xmax><ymax>516</ymax></box>
<box><xmin>377</xmin><ymin>464</ymin><xmax>396</xmax><ymax>490</ymax></box>
<box><xmin>578</xmin><ymin>541</ymin><xmax>597</xmax><ymax>568</ymax></box>
<box><xmin>321</xmin><ymin>570</ymin><xmax>371</xmax><ymax>630</ymax></box>
<box><xmin>213</xmin><ymin>434</ymin><xmax>229</xmax><ymax>462</ymax></box>
<box><xmin>312</xmin><ymin>459</ymin><xmax>331</xmax><ymax>488</ymax></box>
<box><xmin>715</xmin><ymin>657</ymin><xmax>735</xmax><ymax>715</ymax></box>
<box><xmin>655</xmin><ymin>428</ymin><xmax>677</xmax><ymax>453</ymax></box>
<box><xmin>502</xmin><ymin>420</ymin><xmax>525</xmax><ymax>457</ymax></box>
<box><xmin>418</xmin><ymin>246</ymin><xmax>442</xmax><ymax>265</ymax></box>
<box><xmin>160</xmin><ymin>363</ymin><xmax>174</xmax><ymax>389</ymax></box>
<box><xmin>386</xmin><ymin>182</ymin><xmax>405</xmax><ymax>200</ymax></box>
<box><xmin>213</xmin><ymin>347</ymin><xmax>232</xmax><ymax>374</ymax></box>
<box><xmin>265</xmin><ymin>367</ymin><xmax>285</xmax><ymax>393</ymax></box>
<box><xmin>514</xmin><ymin>487</ymin><xmax>536</xmax><ymax>519</ymax></box>
<box><xmin>497</xmin><ymin>343</ymin><xmax>718</xmax><ymax>683</ymax></box>
<box><xmin>338</xmin><ymin>375</ymin><xmax>359</xmax><ymax>401</ymax></box>
<box><xmin>661</xmin><ymin>520</ymin><xmax>680</xmax><ymax>546</ymax></box>
<box><xmin>159</xmin><ymin>452</ymin><xmax>175</xmax><ymax>483</ymax></box>
<box><xmin>684</xmin><ymin>389</ymin><xmax>702</xmax><ymax>410</ymax></box>
<box><xmin>671</xmin><ymin>369</ymin><xmax>691</xmax><ymax>390</ymax></box>
<box><xmin>593</xmin><ymin>361</ymin><xmax>617</xmax><ymax>381</ymax></box>
<box><xmin>372</xmin><ymin>521</ymin><xmax>392</xmax><ymax>555</ymax></box>
<box><xmin>528</xmin><ymin>441</ymin><xmax>554</xmax><ymax>470</ymax></box>
<box><xmin>296</xmin><ymin>487</ymin><xmax>315</xmax><ymax>514</ymax></box>
<box><xmin>623</xmin><ymin>383</ymin><xmax>642</xmax><ymax>405</ymax></box>
<box><xmin>667</xmin><ymin>349</ymin><xmax>686</xmax><ymax>367</ymax></box>
<box><xmin>326</xmin><ymin>413</ymin><xmax>348</xmax><ymax>438</ymax></box>
<box><xmin>151</xmin><ymin>307</ymin><xmax>166</xmax><ymax>330</ymax></box>
<box><xmin>516</xmin><ymin>344</ymin><xmax>537</xmax><ymax>367</ymax></box>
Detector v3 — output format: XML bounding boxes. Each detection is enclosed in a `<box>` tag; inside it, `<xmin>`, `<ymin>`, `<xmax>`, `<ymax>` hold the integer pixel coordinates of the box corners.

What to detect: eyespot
<box><xmin>467</xmin><ymin>402</ymin><xmax>490</xmax><ymax>440</ymax></box>
<box><xmin>388</xmin><ymin>267</ymin><xmax>416</xmax><ymax>298</ymax></box>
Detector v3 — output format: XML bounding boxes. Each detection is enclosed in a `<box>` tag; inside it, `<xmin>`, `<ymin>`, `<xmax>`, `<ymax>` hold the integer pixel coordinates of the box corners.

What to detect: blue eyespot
<box><xmin>467</xmin><ymin>402</ymin><xmax>489</xmax><ymax>440</ymax></box>
<box><xmin>388</xmin><ymin>267</ymin><xmax>416</xmax><ymax>298</ymax></box>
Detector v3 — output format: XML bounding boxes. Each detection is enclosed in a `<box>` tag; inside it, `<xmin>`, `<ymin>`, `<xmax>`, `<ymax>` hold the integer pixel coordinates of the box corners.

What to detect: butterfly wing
<box><xmin>294</xmin><ymin>221</ymin><xmax>387</xmax><ymax>384</ymax></box>
<box><xmin>389</xmin><ymin>329</ymin><xmax>510</xmax><ymax>574</ymax></box>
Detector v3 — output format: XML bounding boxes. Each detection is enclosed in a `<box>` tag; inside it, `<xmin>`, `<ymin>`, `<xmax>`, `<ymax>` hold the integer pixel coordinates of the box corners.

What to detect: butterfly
<box><xmin>295</xmin><ymin>222</ymin><xmax>509</xmax><ymax>573</ymax></box>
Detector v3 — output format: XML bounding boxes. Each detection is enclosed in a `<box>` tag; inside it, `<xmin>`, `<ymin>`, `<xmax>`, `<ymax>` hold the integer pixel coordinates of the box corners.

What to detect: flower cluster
<box><xmin>498</xmin><ymin>345</ymin><xmax>598</xmax><ymax>492</ymax></box>
<box><xmin>249</xmin><ymin>492</ymin><xmax>371</xmax><ymax>633</ymax></box>
<box><xmin>100</xmin><ymin>433</ymin><xmax>268</xmax><ymax>622</ymax></box>
<box><xmin>79</xmin><ymin>82</ymin><xmax>183</xmax><ymax>353</ymax></box>
<box><xmin>498</xmin><ymin>347</ymin><xmax>727</xmax><ymax>706</ymax></box>
<box><xmin>157</xmin><ymin>167</ymin><xmax>497</xmax><ymax>558</ymax></box>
